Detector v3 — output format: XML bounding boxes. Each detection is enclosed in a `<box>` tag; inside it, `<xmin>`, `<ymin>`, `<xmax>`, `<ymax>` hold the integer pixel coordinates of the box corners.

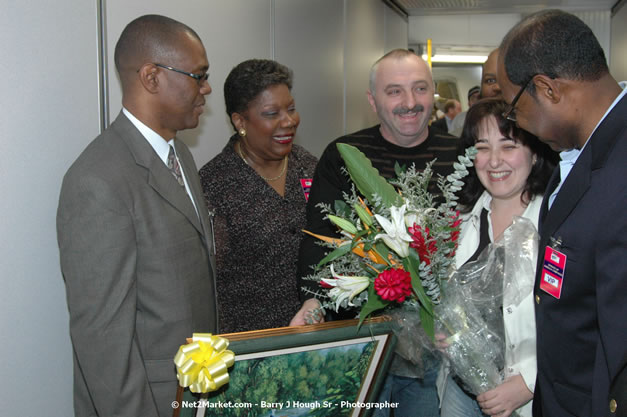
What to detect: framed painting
<box><xmin>173</xmin><ymin>318</ymin><xmax>397</xmax><ymax>417</ymax></box>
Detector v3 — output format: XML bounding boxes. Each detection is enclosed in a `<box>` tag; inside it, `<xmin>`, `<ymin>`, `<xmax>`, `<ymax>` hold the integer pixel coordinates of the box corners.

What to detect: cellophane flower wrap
<box><xmin>439</xmin><ymin>216</ymin><xmax>538</xmax><ymax>405</ymax></box>
<box><xmin>302</xmin><ymin>143</ymin><xmax>477</xmax><ymax>339</ymax></box>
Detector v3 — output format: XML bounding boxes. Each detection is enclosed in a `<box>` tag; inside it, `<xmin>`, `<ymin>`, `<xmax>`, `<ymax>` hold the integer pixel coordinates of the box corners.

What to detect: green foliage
<box><xmin>328</xmin><ymin>215</ymin><xmax>358</xmax><ymax>234</ymax></box>
<box><xmin>358</xmin><ymin>284</ymin><xmax>390</xmax><ymax>326</ymax></box>
<box><xmin>419</xmin><ymin>304</ymin><xmax>435</xmax><ymax>342</ymax></box>
<box><xmin>187</xmin><ymin>342</ymin><xmax>379</xmax><ymax>416</ymax></box>
<box><xmin>354</xmin><ymin>203</ymin><xmax>374</xmax><ymax>227</ymax></box>
<box><xmin>334</xmin><ymin>199</ymin><xmax>352</xmax><ymax>218</ymax></box>
<box><xmin>394</xmin><ymin>161</ymin><xmax>406</xmax><ymax>177</ymax></box>
<box><xmin>337</xmin><ymin>143</ymin><xmax>402</xmax><ymax>209</ymax></box>
<box><xmin>316</xmin><ymin>242</ymin><xmax>353</xmax><ymax>269</ymax></box>
<box><xmin>309</xmin><ymin>344</ymin><xmax>375</xmax><ymax>417</ymax></box>
<box><xmin>403</xmin><ymin>256</ymin><xmax>433</xmax><ymax>316</ymax></box>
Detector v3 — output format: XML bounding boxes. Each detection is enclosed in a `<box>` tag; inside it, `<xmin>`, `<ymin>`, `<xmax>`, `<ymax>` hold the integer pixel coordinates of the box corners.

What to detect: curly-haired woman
<box><xmin>198</xmin><ymin>59</ymin><xmax>318</xmax><ymax>333</ymax></box>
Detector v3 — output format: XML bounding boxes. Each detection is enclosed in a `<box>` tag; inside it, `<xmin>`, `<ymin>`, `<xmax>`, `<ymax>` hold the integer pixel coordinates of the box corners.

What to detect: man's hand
<box><xmin>289</xmin><ymin>298</ymin><xmax>325</xmax><ymax>326</ymax></box>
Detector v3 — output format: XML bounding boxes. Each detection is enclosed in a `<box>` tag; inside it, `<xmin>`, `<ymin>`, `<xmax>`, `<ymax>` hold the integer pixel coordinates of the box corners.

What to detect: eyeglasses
<box><xmin>502</xmin><ymin>75</ymin><xmax>536</xmax><ymax>122</ymax></box>
<box><xmin>154</xmin><ymin>63</ymin><xmax>209</xmax><ymax>86</ymax></box>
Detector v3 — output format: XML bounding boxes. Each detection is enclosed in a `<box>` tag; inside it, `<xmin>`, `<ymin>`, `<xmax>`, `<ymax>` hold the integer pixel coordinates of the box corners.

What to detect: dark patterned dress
<box><xmin>199</xmin><ymin>135</ymin><xmax>318</xmax><ymax>333</ymax></box>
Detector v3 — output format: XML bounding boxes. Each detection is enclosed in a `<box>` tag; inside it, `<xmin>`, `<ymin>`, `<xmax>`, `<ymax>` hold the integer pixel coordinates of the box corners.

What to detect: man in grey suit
<box><xmin>57</xmin><ymin>15</ymin><xmax>217</xmax><ymax>417</ymax></box>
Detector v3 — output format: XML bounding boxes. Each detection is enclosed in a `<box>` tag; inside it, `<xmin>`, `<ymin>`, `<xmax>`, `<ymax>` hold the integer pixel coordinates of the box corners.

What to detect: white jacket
<box><xmin>438</xmin><ymin>192</ymin><xmax>541</xmax><ymax>417</ymax></box>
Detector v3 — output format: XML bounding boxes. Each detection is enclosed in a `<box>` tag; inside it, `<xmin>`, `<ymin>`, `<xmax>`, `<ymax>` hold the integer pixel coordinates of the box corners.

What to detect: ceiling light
<box><xmin>422</xmin><ymin>54</ymin><xmax>487</xmax><ymax>64</ymax></box>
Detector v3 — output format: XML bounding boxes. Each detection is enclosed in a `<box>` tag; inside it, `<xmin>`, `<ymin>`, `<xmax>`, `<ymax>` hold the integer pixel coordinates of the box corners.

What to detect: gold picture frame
<box><xmin>173</xmin><ymin>318</ymin><xmax>397</xmax><ymax>417</ymax></box>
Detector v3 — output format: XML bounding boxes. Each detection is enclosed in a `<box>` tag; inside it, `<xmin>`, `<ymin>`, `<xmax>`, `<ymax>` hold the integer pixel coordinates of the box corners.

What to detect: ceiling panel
<box><xmin>395</xmin><ymin>0</ymin><xmax>616</xmax><ymax>15</ymax></box>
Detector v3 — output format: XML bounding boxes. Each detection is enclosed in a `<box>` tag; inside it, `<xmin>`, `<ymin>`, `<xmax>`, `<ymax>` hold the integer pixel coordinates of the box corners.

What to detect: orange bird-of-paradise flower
<box><xmin>302</xmin><ymin>230</ymin><xmax>399</xmax><ymax>267</ymax></box>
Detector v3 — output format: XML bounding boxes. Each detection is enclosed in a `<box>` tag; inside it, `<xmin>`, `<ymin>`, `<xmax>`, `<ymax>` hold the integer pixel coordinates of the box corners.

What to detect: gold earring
<box><xmin>238</xmin><ymin>128</ymin><xmax>246</xmax><ymax>137</ymax></box>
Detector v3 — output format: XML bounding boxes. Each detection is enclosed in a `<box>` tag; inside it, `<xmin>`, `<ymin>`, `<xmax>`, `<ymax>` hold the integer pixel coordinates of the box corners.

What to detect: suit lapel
<box><xmin>540</xmin><ymin>93</ymin><xmax>627</xmax><ymax>242</ymax></box>
<box><xmin>111</xmin><ymin>113</ymin><xmax>204</xmax><ymax>235</ymax></box>
<box><xmin>539</xmin><ymin>166</ymin><xmax>561</xmax><ymax>232</ymax></box>
<box><xmin>541</xmin><ymin>140</ymin><xmax>591</xmax><ymax>242</ymax></box>
<box><xmin>174</xmin><ymin>140</ymin><xmax>214</xmax><ymax>248</ymax></box>
<box><xmin>146</xmin><ymin>158</ymin><xmax>203</xmax><ymax>234</ymax></box>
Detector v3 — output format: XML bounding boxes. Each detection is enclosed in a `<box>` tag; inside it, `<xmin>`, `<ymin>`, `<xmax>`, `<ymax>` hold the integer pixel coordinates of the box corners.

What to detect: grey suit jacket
<box><xmin>57</xmin><ymin>112</ymin><xmax>218</xmax><ymax>417</ymax></box>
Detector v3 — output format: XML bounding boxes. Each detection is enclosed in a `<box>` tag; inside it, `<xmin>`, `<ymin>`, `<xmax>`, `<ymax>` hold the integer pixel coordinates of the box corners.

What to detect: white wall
<box><xmin>573</xmin><ymin>10</ymin><xmax>612</xmax><ymax>61</ymax></box>
<box><xmin>0</xmin><ymin>1</ymin><xmax>406</xmax><ymax>415</ymax></box>
<box><xmin>0</xmin><ymin>2</ymin><xmax>100</xmax><ymax>416</ymax></box>
<box><xmin>345</xmin><ymin>0</ymin><xmax>408</xmax><ymax>135</ymax></box>
<box><xmin>345</xmin><ymin>0</ymin><xmax>385</xmax><ymax>135</ymax></box>
<box><xmin>385</xmin><ymin>4</ymin><xmax>410</xmax><ymax>52</ymax></box>
<box><xmin>610</xmin><ymin>3</ymin><xmax>627</xmax><ymax>81</ymax></box>
<box><xmin>275</xmin><ymin>0</ymin><xmax>346</xmax><ymax>157</ymax></box>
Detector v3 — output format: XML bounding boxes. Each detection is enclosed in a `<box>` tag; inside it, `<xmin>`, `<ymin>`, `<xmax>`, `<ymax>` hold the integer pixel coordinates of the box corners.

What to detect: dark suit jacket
<box><xmin>57</xmin><ymin>112</ymin><xmax>218</xmax><ymax>417</ymax></box>
<box><xmin>610</xmin><ymin>360</ymin><xmax>627</xmax><ymax>417</ymax></box>
<box><xmin>533</xmin><ymin>94</ymin><xmax>627</xmax><ymax>417</ymax></box>
<box><xmin>431</xmin><ymin>117</ymin><xmax>448</xmax><ymax>133</ymax></box>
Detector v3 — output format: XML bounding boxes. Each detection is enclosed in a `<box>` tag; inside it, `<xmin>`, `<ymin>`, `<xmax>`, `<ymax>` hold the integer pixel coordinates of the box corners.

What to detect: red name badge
<box><xmin>540</xmin><ymin>246</ymin><xmax>567</xmax><ymax>299</ymax></box>
<box><xmin>300</xmin><ymin>178</ymin><xmax>313</xmax><ymax>202</ymax></box>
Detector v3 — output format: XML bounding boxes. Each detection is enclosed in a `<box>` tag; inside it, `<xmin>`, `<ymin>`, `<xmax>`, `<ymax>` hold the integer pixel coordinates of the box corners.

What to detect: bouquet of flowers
<box><xmin>303</xmin><ymin>144</ymin><xmax>538</xmax><ymax>407</ymax></box>
<box><xmin>302</xmin><ymin>143</ymin><xmax>477</xmax><ymax>339</ymax></box>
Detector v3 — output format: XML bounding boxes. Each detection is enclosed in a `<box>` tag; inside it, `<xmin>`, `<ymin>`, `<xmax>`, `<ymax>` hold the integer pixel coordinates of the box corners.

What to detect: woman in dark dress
<box><xmin>198</xmin><ymin>59</ymin><xmax>317</xmax><ymax>333</ymax></box>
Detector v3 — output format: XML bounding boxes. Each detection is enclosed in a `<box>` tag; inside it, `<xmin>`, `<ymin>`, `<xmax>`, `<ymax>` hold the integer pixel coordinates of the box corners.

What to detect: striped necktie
<box><xmin>167</xmin><ymin>145</ymin><xmax>185</xmax><ymax>187</ymax></box>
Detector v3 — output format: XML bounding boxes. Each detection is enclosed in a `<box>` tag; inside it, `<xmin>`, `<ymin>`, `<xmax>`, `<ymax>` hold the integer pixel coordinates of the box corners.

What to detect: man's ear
<box><xmin>367</xmin><ymin>90</ymin><xmax>377</xmax><ymax>114</ymax></box>
<box><xmin>533</xmin><ymin>75</ymin><xmax>561</xmax><ymax>104</ymax></box>
<box><xmin>137</xmin><ymin>63</ymin><xmax>160</xmax><ymax>94</ymax></box>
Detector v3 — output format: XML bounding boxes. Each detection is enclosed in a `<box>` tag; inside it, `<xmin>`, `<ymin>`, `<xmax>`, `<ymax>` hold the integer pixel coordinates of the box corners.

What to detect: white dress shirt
<box><xmin>122</xmin><ymin>108</ymin><xmax>199</xmax><ymax>216</ymax></box>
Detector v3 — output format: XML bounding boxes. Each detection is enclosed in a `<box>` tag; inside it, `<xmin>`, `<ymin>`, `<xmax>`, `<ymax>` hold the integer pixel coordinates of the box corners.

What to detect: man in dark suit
<box><xmin>497</xmin><ymin>9</ymin><xmax>627</xmax><ymax>417</ymax></box>
<box><xmin>57</xmin><ymin>15</ymin><xmax>217</xmax><ymax>417</ymax></box>
<box><xmin>431</xmin><ymin>98</ymin><xmax>461</xmax><ymax>133</ymax></box>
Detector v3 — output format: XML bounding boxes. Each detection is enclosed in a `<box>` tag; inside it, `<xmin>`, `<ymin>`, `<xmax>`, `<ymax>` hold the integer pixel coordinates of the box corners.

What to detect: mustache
<box><xmin>392</xmin><ymin>104</ymin><xmax>425</xmax><ymax>115</ymax></box>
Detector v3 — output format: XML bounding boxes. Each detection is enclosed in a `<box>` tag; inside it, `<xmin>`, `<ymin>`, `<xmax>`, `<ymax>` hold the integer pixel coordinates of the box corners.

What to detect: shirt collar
<box><xmin>559</xmin><ymin>147</ymin><xmax>581</xmax><ymax>165</ymax></box>
<box><xmin>480</xmin><ymin>191</ymin><xmax>493</xmax><ymax>214</ymax></box>
<box><xmin>122</xmin><ymin>108</ymin><xmax>174</xmax><ymax>165</ymax></box>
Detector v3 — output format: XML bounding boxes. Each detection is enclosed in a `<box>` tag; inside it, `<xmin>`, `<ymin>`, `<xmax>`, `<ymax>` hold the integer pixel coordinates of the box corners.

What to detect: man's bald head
<box><xmin>369</xmin><ymin>49</ymin><xmax>433</xmax><ymax>96</ymax></box>
<box><xmin>114</xmin><ymin>15</ymin><xmax>202</xmax><ymax>88</ymax></box>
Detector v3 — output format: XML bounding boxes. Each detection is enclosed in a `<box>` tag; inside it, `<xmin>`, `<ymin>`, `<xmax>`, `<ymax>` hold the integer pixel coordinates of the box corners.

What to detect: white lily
<box><xmin>374</xmin><ymin>204</ymin><xmax>414</xmax><ymax>258</ymax></box>
<box><xmin>404</xmin><ymin>207</ymin><xmax>435</xmax><ymax>228</ymax></box>
<box><xmin>321</xmin><ymin>265</ymin><xmax>370</xmax><ymax>311</ymax></box>
<box><xmin>404</xmin><ymin>210</ymin><xmax>420</xmax><ymax>229</ymax></box>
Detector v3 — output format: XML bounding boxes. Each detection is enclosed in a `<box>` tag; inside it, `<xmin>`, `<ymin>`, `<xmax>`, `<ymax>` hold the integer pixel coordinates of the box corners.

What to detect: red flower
<box><xmin>374</xmin><ymin>268</ymin><xmax>412</xmax><ymax>303</ymax></box>
<box><xmin>408</xmin><ymin>224</ymin><xmax>437</xmax><ymax>265</ymax></box>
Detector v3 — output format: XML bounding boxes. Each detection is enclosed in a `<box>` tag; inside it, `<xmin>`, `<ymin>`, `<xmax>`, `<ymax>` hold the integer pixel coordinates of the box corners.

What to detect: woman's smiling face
<box><xmin>474</xmin><ymin>115</ymin><xmax>534</xmax><ymax>203</ymax></box>
<box><xmin>238</xmin><ymin>84</ymin><xmax>300</xmax><ymax>162</ymax></box>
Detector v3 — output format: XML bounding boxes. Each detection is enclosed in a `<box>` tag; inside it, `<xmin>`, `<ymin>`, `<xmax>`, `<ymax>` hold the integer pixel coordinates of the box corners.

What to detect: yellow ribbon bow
<box><xmin>173</xmin><ymin>333</ymin><xmax>235</xmax><ymax>393</ymax></box>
